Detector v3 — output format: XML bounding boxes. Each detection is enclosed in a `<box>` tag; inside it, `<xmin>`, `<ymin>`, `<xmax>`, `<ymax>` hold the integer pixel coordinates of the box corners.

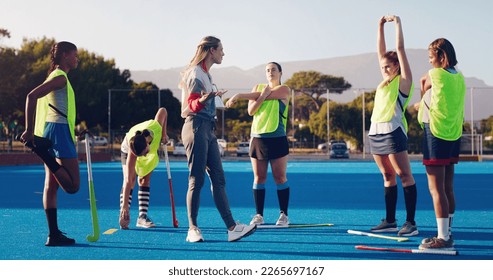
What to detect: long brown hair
<box><xmin>49</xmin><ymin>41</ymin><xmax>77</xmax><ymax>73</ymax></box>
<box><xmin>429</xmin><ymin>38</ymin><xmax>458</xmax><ymax>68</ymax></box>
<box><xmin>129</xmin><ymin>129</ymin><xmax>151</xmax><ymax>156</ymax></box>
<box><xmin>179</xmin><ymin>36</ymin><xmax>220</xmax><ymax>88</ymax></box>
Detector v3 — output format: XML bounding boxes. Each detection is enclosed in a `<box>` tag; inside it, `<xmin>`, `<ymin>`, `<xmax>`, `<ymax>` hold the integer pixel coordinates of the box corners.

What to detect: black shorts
<box><xmin>249</xmin><ymin>136</ymin><xmax>289</xmax><ymax>160</ymax></box>
<box><xmin>368</xmin><ymin>127</ymin><xmax>408</xmax><ymax>155</ymax></box>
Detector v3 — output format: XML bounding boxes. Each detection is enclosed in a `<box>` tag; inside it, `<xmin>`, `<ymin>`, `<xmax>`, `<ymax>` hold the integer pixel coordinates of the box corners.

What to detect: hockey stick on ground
<box><xmin>257</xmin><ymin>223</ymin><xmax>334</xmax><ymax>229</ymax></box>
<box><xmin>164</xmin><ymin>146</ymin><xmax>178</xmax><ymax>228</ymax></box>
<box><xmin>355</xmin><ymin>245</ymin><xmax>458</xmax><ymax>256</ymax></box>
<box><xmin>347</xmin><ymin>229</ymin><xmax>409</xmax><ymax>242</ymax></box>
<box><xmin>85</xmin><ymin>133</ymin><xmax>100</xmax><ymax>242</ymax></box>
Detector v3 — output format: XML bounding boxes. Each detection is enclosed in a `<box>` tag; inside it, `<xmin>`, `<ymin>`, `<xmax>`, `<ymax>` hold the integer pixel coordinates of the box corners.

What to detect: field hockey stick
<box><xmin>257</xmin><ymin>223</ymin><xmax>334</xmax><ymax>229</ymax></box>
<box><xmin>347</xmin><ymin>229</ymin><xmax>409</xmax><ymax>242</ymax></box>
<box><xmin>84</xmin><ymin>133</ymin><xmax>100</xmax><ymax>242</ymax></box>
<box><xmin>164</xmin><ymin>146</ymin><xmax>178</xmax><ymax>228</ymax></box>
<box><xmin>355</xmin><ymin>245</ymin><xmax>458</xmax><ymax>256</ymax></box>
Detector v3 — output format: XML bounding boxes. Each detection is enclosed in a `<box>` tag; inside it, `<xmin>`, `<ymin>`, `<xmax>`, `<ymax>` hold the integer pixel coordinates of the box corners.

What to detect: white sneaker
<box><xmin>186</xmin><ymin>227</ymin><xmax>204</xmax><ymax>242</ymax></box>
<box><xmin>136</xmin><ymin>215</ymin><xmax>155</xmax><ymax>228</ymax></box>
<box><xmin>228</xmin><ymin>222</ymin><xmax>256</xmax><ymax>242</ymax></box>
<box><xmin>250</xmin><ymin>214</ymin><xmax>264</xmax><ymax>225</ymax></box>
<box><xmin>276</xmin><ymin>212</ymin><xmax>289</xmax><ymax>226</ymax></box>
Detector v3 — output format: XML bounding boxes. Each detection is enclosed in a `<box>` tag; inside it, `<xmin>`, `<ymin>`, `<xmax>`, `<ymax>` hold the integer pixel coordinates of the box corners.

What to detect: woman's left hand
<box><xmin>225</xmin><ymin>94</ymin><xmax>238</xmax><ymax>108</ymax></box>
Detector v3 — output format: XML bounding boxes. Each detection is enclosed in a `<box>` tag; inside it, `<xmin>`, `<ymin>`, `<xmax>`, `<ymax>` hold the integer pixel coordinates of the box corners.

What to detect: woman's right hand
<box><xmin>18</xmin><ymin>130</ymin><xmax>33</xmax><ymax>145</ymax></box>
<box><xmin>379</xmin><ymin>16</ymin><xmax>387</xmax><ymax>25</ymax></box>
<box><xmin>119</xmin><ymin>208</ymin><xmax>130</xmax><ymax>229</ymax></box>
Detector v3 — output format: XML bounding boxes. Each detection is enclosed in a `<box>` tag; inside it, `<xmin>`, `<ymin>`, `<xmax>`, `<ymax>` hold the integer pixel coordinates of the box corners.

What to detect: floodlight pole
<box><xmin>362</xmin><ymin>90</ymin><xmax>366</xmax><ymax>159</ymax></box>
<box><xmin>326</xmin><ymin>89</ymin><xmax>330</xmax><ymax>155</ymax></box>
<box><xmin>222</xmin><ymin>109</ymin><xmax>225</xmax><ymax>140</ymax></box>
<box><xmin>291</xmin><ymin>89</ymin><xmax>295</xmax><ymax>132</ymax></box>
<box><xmin>470</xmin><ymin>87</ymin><xmax>474</xmax><ymax>155</ymax></box>
<box><xmin>108</xmin><ymin>89</ymin><xmax>112</xmax><ymax>152</ymax></box>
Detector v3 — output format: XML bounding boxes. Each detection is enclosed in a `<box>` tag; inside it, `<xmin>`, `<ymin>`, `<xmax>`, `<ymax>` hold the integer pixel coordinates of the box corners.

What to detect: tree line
<box><xmin>0</xmin><ymin>35</ymin><xmax>183</xmax><ymax>144</ymax></box>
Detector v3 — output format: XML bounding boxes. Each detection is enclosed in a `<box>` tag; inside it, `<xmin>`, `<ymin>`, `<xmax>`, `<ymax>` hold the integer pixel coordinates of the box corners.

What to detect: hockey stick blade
<box><xmin>87</xmin><ymin>180</ymin><xmax>100</xmax><ymax>242</ymax></box>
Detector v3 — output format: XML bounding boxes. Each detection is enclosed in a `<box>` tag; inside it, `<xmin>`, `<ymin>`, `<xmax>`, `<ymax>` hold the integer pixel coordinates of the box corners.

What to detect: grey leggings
<box><xmin>181</xmin><ymin>116</ymin><xmax>235</xmax><ymax>229</ymax></box>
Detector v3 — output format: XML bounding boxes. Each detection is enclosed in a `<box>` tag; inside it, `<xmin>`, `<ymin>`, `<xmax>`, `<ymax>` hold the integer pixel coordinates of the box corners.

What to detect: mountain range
<box><xmin>131</xmin><ymin>49</ymin><xmax>492</xmax><ymax>121</ymax></box>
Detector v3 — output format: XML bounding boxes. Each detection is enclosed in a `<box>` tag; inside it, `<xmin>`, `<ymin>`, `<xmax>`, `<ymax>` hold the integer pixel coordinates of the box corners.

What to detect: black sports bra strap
<box><xmin>48</xmin><ymin>103</ymin><xmax>68</xmax><ymax>118</ymax></box>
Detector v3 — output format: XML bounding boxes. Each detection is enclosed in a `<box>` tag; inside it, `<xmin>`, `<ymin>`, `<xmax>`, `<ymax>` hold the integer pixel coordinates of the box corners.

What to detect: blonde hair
<box><xmin>179</xmin><ymin>36</ymin><xmax>221</xmax><ymax>88</ymax></box>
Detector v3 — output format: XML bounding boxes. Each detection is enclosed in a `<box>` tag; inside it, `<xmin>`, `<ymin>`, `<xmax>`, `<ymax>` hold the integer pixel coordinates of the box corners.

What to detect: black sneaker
<box><xmin>45</xmin><ymin>230</ymin><xmax>76</xmax><ymax>247</ymax></box>
<box><xmin>371</xmin><ymin>219</ymin><xmax>398</xmax><ymax>232</ymax></box>
<box><xmin>397</xmin><ymin>221</ymin><xmax>419</xmax><ymax>236</ymax></box>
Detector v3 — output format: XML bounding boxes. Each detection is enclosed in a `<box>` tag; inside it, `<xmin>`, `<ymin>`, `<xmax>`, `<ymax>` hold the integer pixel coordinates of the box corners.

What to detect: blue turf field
<box><xmin>1</xmin><ymin>160</ymin><xmax>492</xmax><ymax>261</ymax></box>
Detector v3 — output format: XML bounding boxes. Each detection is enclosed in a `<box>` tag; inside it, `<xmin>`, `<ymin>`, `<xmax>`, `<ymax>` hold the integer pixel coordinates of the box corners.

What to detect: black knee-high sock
<box><xmin>120</xmin><ymin>189</ymin><xmax>133</xmax><ymax>209</ymax></box>
<box><xmin>384</xmin><ymin>185</ymin><xmax>397</xmax><ymax>223</ymax></box>
<box><xmin>253</xmin><ymin>189</ymin><xmax>265</xmax><ymax>216</ymax></box>
<box><xmin>138</xmin><ymin>186</ymin><xmax>150</xmax><ymax>218</ymax></box>
<box><xmin>45</xmin><ymin>208</ymin><xmax>58</xmax><ymax>235</ymax></box>
<box><xmin>403</xmin><ymin>184</ymin><xmax>417</xmax><ymax>224</ymax></box>
<box><xmin>277</xmin><ymin>188</ymin><xmax>290</xmax><ymax>216</ymax></box>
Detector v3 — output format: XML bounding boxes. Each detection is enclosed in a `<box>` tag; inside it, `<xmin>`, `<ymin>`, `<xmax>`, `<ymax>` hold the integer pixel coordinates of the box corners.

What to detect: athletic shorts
<box><xmin>422</xmin><ymin>123</ymin><xmax>461</xmax><ymax>166</ymax></box>
<box><xmin>368</xmin><ymin>127</ymin><xmax>408</xmax><ymax>155</ymax></box>
<box><xmin>249</xmin><ymin>136</ymin><xmax>289</xmax><ymax>160</ymax></box>
<box><xmin>42</xmin><ymin>122</ymin><xmax>77</xmax><ymax>159</ymax></box>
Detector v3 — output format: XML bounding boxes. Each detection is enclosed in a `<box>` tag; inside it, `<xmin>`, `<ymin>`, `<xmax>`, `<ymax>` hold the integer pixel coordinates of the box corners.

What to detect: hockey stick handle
<box><xmin>84</xmin><ymin>134</ymin><xmax>93</xmax><ymax>181</ymax></box>
<box><xmin>164</xmin><ymin>144</ymin><xmax>171</xmax><ymax>179</ymax></box>
<box><xmin>355</xmin><ymin>245</ymin><xmax>458</xmax><ymax>256</ymax></box>
<box><xmin>347</xmin><ymin>229</ymin><xmax>408</xmax><ymax>242</ymax></box>
<box><xmin>257</xmin><ymin>223</ymin><xmax>334</xmax><ymax>229</ymax></box>
<box><xmin>85</xmin><ymin>133</ymin><xmax>100</xmax><ymax>242</ymax></box>
<box><xmin>164</xmin><ymin>147</ymin><xmax>178</xmax><ymax>228</ymax></box>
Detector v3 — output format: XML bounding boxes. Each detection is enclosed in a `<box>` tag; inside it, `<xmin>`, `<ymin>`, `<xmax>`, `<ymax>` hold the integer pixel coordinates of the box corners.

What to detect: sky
<box><xmin>1</xmin><ymin>0</ymin><xmax>492</xmax><ymax>85</ymax></box>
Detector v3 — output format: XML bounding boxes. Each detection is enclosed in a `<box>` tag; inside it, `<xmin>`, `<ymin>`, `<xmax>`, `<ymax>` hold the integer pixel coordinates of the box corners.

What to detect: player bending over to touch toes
<box><xmin>119</xmin><ymin>108</ymin><xmax>169</xmax><ymax>230</ymax></box>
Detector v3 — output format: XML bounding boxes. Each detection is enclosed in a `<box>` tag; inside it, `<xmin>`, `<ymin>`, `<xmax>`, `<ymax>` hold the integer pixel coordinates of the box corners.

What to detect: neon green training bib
<box><xmin>371</xmin><ymin>76</ymin><xmax>413</xmax><ymax>133</ymax></box>
<box><xmin>419</xmin><ymin>68</ymin><xmax>465</xmax><ymax>141</ymax></box>
<box><xmin>126</xmin><ymin>119</ymin><xmax>163</xmax><ymax>177</ymax></box>
<box><xmin>34</xmin><ymin>69</ymin><xmax>76</xmax><ymax>143</ymax></box>
<box><xmin>251</xmin><ymin>84</ymin><xmax>289</xmax><ymax>135</ymax></box>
